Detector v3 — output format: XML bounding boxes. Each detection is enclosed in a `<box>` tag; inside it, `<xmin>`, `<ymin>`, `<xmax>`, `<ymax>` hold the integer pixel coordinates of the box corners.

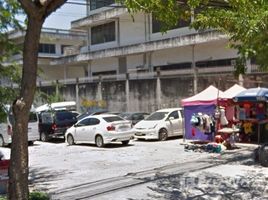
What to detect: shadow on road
<box><xmin>67</xmin><ymin>143</ymin><xmax>135</xmax><ymax>149</ymax></box>
<box><xmin>140</xmin><ymin>170</ymin><xmax>268</xmax><ymax>200</ymax></box>
<box><xmin>128</xmin><ymin>148</ymin><xmax>267</xmax><ymax>200</ymax></box>
<box><xmin>134</xmin><ymin>136</ymin><xmax>182</xmax><ymax>143</ymax></box>
<box><xmin>29</xmin><ymin>167</ymin><xmax>70</xmax><ymax>193</ymax></box>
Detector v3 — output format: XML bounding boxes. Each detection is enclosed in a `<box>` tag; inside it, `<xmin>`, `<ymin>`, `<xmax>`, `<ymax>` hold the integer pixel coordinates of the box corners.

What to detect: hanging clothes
<box><xmin>243</xmin><ymin>122</ymin><xmax>253</xmax><ymax>134</ymax></box>
<box><xmin>220</xmin><ymin>107</ymin><xmax>228</xmax><ymax>126</ymax></box>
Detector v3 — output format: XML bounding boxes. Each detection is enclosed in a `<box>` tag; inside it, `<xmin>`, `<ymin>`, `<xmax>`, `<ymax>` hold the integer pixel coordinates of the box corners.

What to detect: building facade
<box><xmin>6</xmin><ymin>2</ymin><xmax>264</xmax><ymax>112</ymax></box>
<box><xmin>8</xmin><ymin>28</ymin><xmax>87</xmax><ymax>81</ymax></box>
<box><xmin>51</xmin><ymin>2</ymin><xmax>256</xmax><ymax>82</ymax></box>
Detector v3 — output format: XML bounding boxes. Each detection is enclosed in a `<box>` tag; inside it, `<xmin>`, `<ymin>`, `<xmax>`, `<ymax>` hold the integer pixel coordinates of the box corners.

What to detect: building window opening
<box><xmin>90</xmin><ymin>0</ymin><xmax>115</xmax><ymax>11</ymax></box>
<box><xmin>39</xmin><ymin>43</ymin><xmax>56</xmax><ymax>54</ymax></box>
<box><xmin>91</xmin><ymin>22</ymin><xmax>116</xmax><ymax>45</ymax></box>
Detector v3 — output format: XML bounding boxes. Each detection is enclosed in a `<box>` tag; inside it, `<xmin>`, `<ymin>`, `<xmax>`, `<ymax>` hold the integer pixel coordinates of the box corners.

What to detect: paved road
<box><xmin>27</xmin><ymin>139</ymin><xmax>206</xmax><ymax>195</ymax></box>
<box><xmin>25</xmin><ymin>139</ymin><xmax>265</xmax><ymax>200</ymax></box>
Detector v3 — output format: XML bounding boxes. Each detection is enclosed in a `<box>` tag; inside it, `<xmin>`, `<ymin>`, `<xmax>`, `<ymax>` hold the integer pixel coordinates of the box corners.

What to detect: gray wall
<box><xmin>37</xmin><ymin>73</ymin><xmax>268</xmax><ymax>113</ymax></box>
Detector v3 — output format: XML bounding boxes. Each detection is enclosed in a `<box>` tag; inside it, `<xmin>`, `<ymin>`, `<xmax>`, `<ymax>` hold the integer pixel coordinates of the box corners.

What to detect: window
<box><xmin>91</xmin><ymin>22</ymin><xmax>115</xmax><ymax>45</ymax></box>
<box><xmin>103</xmin><ymin>116</ymin><xmax>123</xmax><ymax>122</ymax></box>
<box><xmin>78</xmin><ymin>118</ymin><xmax>91</xmax><ymax>126</ymax></box>
<box><xmin>89</xmin><ymin>118</ymin><xmax>100</xmax><ymax>125</ymax></box>
<box><xmin>90</xmin><ymin>0</ymin><xmax>115</xmax><ymax>10</ymax></box>
<box><xmin>39</xmin><ymin>43</ymin><xmax>56</xmax><ymax>54</ymax></box>
<box><xmin>92</xmin><ymin>70</ymin><xmax>117</xmax><ymax>76</ymax></box>
<box><xmin>196</xmin><ymin>58</ymin><xmax>235</xmax><ymax>68</ymax></box>
<box><xmin>168</xmin><ymin>111</ymin><xmax>179</xmax><ymax>120</ymax></box>
<box><xmin>152</xmin><ymin>16</ymin><xmax>190</xmax><ymax>33</ymax></box>
<box><xmin>180</xmin><ymin>110</ymin><xmax>184</xmax><ymax>118</ymax></box>
<box><xmin>132</xmin><ymin>114</ymin><xmax>144</xmax><ymax>121</ymax></box>
<box><xmin>29</xmin><ymin>112</ymin><xmax>38</xmax><ymax>123</ymax></box>
<box><xmin>61</xmin><ymin>45</ymin><xmax>70</xmax><ymax>55</ymax></box>
<box><xmin>146</xmin><ymin>112</ymin><xmax>168</xmax><ymax>121</ymax></box>
<box><xmin>41</xmin><ymin>113</ymin><xmax>53</xmax><ymax>123</ymax></box>
<box><xmin>154</xmin><ymin>62</ymin><xmax>192</xmax><ymax>71</ymax></box>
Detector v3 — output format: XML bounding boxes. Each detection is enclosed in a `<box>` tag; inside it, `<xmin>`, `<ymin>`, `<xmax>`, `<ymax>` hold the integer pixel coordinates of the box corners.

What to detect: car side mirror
<box><xmin>169</xmin><ymin>117</ymin><xmax>175</xmax><ymax>120</ymax></box>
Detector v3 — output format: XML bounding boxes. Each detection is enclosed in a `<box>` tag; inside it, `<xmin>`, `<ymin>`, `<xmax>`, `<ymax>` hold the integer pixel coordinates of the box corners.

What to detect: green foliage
<box><xmin>0</xmin><ymin>195</ymin><xmax>7</xmax><ymax>200</ymax></box>
<box><xmin>0</xmin><ymin>191</ymin><xmax>49</xmax><ymax>200</ymax></box>
<box><xmin>29</xmin><ymin>191</ymin><xmax>49</xmax><ymax>200</ymax></box>
<box><xmin>0</xmin><ymin>0</ymin><xmax>22</xmax><ymax>122</ymax></box>
<box><xmin>191</xmin><ymin>0</ymin><xmax>268</xmax><ymax>71</ymax></box>
<box><xmin>35</xmin><ymin>82</ymin><xmax>64</xmax><ymax>105</ymax></box>
<box><xmin>118</xmin><ymin>0</ymin><xmax>184</xmax><ymax>32</ymax></box>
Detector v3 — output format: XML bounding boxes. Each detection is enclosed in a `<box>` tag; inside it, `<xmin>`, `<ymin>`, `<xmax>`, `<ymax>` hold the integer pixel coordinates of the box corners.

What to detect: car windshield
<box><xmin>56</xmin><ymin>112</ymin><xmax>76</xmax><ymax>121</ymax></box>
<box><xmin>119</xmin><ymin>113</ymin><xmax>132</xmax><ymax>119</ymax></box>
<box><xmin>103</xmin><ymin>116</ymin><xmax>124</xmax><ymax>122</ymax></box>
<box><xmin>145</xmin><ymin>112</ymin><xmax>168</xmax><ymax>121</ymax></box>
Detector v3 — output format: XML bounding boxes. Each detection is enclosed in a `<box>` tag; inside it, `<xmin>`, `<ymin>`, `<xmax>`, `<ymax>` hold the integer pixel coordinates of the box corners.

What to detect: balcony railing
<box><xmin>35</xmin><ymin>65</ymin><xmax>264</xmax><ymax>87</ymax></box>
<box><xmin>8</xmin><ymin>28</ymin><xmax>86</xmax><ymax>39</ymax></box>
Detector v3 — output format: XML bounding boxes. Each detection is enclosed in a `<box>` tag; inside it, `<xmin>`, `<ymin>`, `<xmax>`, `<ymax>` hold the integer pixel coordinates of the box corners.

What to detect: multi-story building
<box><xmin>5</xmin><ymin>2</ymin><xmax>262</xmax><ymax>112</ymax></box>
<box><xmin>8</xmin><ymin>28</ymin><xmax>86</xmax><ymax>81</ymax></box>
<box><xmin>51</xmin><ymin>1</ymin><xmax>256</xmax><ymax>81</ymax></box>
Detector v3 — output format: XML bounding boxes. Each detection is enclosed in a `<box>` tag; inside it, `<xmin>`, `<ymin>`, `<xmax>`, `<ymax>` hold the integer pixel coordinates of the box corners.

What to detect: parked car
<box><xmin>65</xmin><ymin>114</ymin><xmax>134</xmax><ymax>147</ymax></box>
<box><xmin>134</xmin><ymin>108</ymin><xmax>184</xmax><ymax>141</ymax></box>
<box><xmin>38</xmin><ymin>110</ymin><xmax>77</xmax><ymax>142</ymax></box>
<box><xmin>119</xmin><ymin>112</ymin><xmax>150</xmax><ymax>125</ymax></box>
<box><xmin>0</xmin><ymin>105</ymin><xmax>39</xmax><ymax>146</ymax></box>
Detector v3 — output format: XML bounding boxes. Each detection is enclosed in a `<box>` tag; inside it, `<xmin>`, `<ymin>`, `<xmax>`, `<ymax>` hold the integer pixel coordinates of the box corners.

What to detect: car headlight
<box><xmin>148</xmin><ymin>124</ymin><xmax>157</xmax><ymax>129</ymax></box>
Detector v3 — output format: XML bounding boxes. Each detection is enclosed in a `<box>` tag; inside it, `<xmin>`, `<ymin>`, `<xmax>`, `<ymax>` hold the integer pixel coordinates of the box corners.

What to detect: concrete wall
<box><xmin>152</xmin><ymin>39</ymin><xmax>238</xmax><ymax>67</ymax></box>
<box><xmin>91</xmin><ymin>57</ymin><xmax>118</xmax><ymax>73</ymax></box>
<box><xmin>120</xmin><ymin>13</ymin><xmax>146</xmax><ymax>45</ymax></box>
<box><xmin>39</xmin><ymin>65</ymin><xmax>85</xmax><ymax>80</ymax></box>
<box><xmin>38</xmin><ymin>73</ymin><xmax>268</xmax><ymax>113</ymax></box>
<box><xmin>127</xmin><ymin>54</ymin><xmax>144</xmax><ymax>70</ymax></box>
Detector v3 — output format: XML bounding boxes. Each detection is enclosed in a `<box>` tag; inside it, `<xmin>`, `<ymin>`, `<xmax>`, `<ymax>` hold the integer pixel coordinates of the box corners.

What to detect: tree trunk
<box><xmin>8</xmin><ymin>16</ymin><xmax>43</xmax><ymax>200</ymax></box>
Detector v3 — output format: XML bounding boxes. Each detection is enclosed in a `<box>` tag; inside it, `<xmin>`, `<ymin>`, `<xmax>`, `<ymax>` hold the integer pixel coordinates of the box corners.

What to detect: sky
<box><xmin>42</xmin><ymin>3</ymin><xmax>87</xmax><ymax>30</ymax></box>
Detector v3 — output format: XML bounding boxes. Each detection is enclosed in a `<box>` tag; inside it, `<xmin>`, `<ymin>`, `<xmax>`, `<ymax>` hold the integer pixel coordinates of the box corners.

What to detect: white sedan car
<box><xmin>65</xmin><ymin>114</ymin><xmax>134</xmax><ymax>147</ymax></box>
<box><xmin>134</xmin><ymin>108</ymin><xmax>184</xmax><ymax>141</ymax></box>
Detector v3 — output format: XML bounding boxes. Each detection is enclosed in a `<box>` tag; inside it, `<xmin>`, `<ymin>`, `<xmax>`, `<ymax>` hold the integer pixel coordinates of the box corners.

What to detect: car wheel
<box><xmin>159</xmin><ymin>129</ymin><xmax>168</xmax><ymax>141</ymax></box>
<box><xmin>67</xmin><ymin>134</ymin><xmax>75</xmax><ymax>145</ymax></box>
<box><xmin>40</xmin><ymin>132</ymin><xmax>48</xmax><ymax>142</ymax></box>
<box><xmin>122</xmin><ymin>140</ymin><xmax>129</xmax><ymax>145</ymax></box>
<box><xmin>0</xmin><ymin>136</ymin><xmax>5</xmax><ymax>147</ymax></box>
<box><xmin>95</xmin><ymin>135</ymin><xmax>104</xmax><ymax>148</ymax></box>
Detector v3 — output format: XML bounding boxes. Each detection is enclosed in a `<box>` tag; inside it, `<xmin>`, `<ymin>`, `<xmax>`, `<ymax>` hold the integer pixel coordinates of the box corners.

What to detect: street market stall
<box><xmin>216</xmin><ymin>84</ymin><xmax>246</xmax><ymax>146</ymax></box>
<box><xmin>233</xmin><ymin>87</ymin><xmax>268</xmax><ymax>143</ymax></box>
<box><xmin>181</xmin><ymin>85</ymin><xmax>223</xmax><ymax>141</ymax></box>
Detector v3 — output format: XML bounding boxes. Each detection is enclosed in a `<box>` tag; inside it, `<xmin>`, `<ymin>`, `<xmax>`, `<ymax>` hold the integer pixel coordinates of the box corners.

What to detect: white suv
<box><xmin>134</xmin><ymin>108</ymin><xmax>184</xmax><ymax>141</ymax></box>
<box><xmin>0</xmin><ymin>105</ymin><xmax>39</xmax><ymax>146</ymax></box>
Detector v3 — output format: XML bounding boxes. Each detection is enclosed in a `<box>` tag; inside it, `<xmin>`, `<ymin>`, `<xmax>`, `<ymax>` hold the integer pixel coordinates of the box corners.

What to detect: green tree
<box><xmin>0</xmin><ymin>0</ymin><xmax>21</xmax><ymax>122</ymax></box>
<box><xmin>1</xmin><ymin>0</ymin><xmax>67</xmax><ymax>199</ymax></box>
<box><xmin>120</xmin><ymin>0</ymin><xmax>268</xmax><ymax>73</ymax></box>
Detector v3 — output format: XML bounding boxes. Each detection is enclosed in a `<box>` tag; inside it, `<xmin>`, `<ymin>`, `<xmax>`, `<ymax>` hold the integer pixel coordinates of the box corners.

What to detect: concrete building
<box><xmin>6</xmin><ymin>2</ymin><xmax>263</xmax><ymax>112</ymax></box>
<box><xmin>51</xmin><ymin>1</ymin><xmax>256</xmax><ymax>84</ymax></box>
<box><xmin>8</xmin><ymin>28</ymin><xmax>87</xmax><ymax>81</ymax></box>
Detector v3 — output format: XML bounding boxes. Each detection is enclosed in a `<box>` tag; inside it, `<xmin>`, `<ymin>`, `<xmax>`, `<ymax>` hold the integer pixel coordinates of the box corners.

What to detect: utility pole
<box><xmin>192</xmin><ymin>45</ymin><xmax>198</xmax><ymax>94</ymax></box>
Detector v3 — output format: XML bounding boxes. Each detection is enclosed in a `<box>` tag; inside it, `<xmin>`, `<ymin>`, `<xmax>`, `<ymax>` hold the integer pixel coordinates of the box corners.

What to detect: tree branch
<box><xmin>44</xmin><ymin>0</ymin><xmax>67</xmax><ymax>18</ymax></box>
<box><xmin>18</xmin><ymin>0</ymin><xmax>35</xmax><ymax>15</ymax></box>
